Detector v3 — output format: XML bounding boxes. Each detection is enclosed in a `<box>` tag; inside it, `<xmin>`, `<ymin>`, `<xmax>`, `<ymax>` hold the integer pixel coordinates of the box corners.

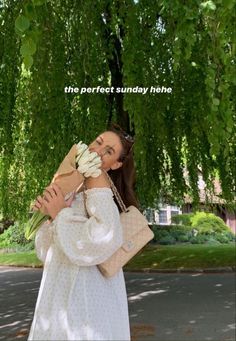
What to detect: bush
<box><xmin>190</xmin><ymin>234</ymin><xmax>208</xmax><ymax>244</ymax></box>
<box><xmin>168</xmin><ymin>225</ymin><xmax>192</xmax><ymax>242</ymax></box>
<box><xmin>192</xmin><ymin>212</ymin><xmax>231</xmax><ymax>234</ymax></box>
<box><xmin>150</xmin><ymin>218</ymin><xmax>235</xmax><ymax>245</ymax></box>
<box><xmin>0</xmin><ymin>227</ymin><xmax>18</xmax><ymax>248</ymax></box>
<box><xmin>222</xmin><ymin>231</ymin><xmax>236</xmax><ymax>242</ymax></box>
<box><xmin>0</xmin><ymin>221</ymin><xmax>30</xmax><ymax>249</ymax></box>
<box><xmin>178</xmin><ymin>234</ymin><xmax>190</xmax><ymax>243</ymax></box>
<box><xmin>159</xmin><ymin>235</ymin><xmax>176</xmax><ymax>245</ymax></box>
<box><xmin>152</xmin><ymin>224</ymin><xmax>195</xmax><ymax>244</ymax></box>
<box><xmin>204</xmin><ymin>236</ymin><xmax>221</xmax><ymax>245</ymax></box>
<box><xmin>171</xmin><ymin>213</ymin><xmax>194</xmax><ymax>225</ymax></box>
<box><xmin>213</xmin><ymin>231</ymin><xmax>234</xmax><ymax>244</ymax></box>
<box><xmin>152</xmin><ymin>226</ymin><xmax>169</xmax><ymax>243</ymax></box>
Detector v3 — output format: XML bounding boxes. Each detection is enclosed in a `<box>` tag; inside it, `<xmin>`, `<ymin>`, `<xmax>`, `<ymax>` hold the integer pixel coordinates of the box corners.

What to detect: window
<box><xmin>171</xmin><ymin>210</ymin><xmax>179</xmax><ymax>218</ymax></box>
<box><xmin>155</xmin><ymin>204</ymin><xmax>182</xmax><ymax>225</ymax></box>
<box><xmin>144</xmin><ymin>208</ymin><xmax>155</xmax><ymax>224</ymax></box>
<box><xmin>159</xmin><ymin>209</ymin><xmax>168</xmax><ymax>224</ymax></box>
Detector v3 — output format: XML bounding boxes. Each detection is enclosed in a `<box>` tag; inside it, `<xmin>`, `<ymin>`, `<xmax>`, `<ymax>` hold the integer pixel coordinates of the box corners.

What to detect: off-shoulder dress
<box><xmin>28</xmin><ymin>187</ymin><xmax>130</xmax><ymax>341</ymax></box>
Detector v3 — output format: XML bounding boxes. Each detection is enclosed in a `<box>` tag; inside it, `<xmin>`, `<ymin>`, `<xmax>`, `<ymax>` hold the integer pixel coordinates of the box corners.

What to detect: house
<box><xmin>183</xmin><ymin>173</ymin><xmax>236</xmax><ymax>234</ymax></box>
<box><xmin>144</xmin><ymin>172</ymin><xmax>236</xmax><ymax>234</ymax></box>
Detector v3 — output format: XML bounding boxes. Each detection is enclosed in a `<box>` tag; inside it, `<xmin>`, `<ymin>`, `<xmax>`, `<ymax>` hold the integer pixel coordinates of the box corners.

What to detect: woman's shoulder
<box><xmin>85</xmin><ymin>186</ymin><xmax>112</xmax><ymax>194</ymax></box>
<box><xmin>84</xmin><ymin>172</ymin><xmax>111</xmax><ymax>190</ymax></box>
<box><xmin>75</xmin><ymin>187</ymin><xmax>112</xmax><ymax>196</ymax></box>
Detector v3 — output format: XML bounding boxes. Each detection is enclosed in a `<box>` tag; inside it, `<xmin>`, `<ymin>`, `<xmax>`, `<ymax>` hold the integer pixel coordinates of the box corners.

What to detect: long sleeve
<box><xmin>51</xmin><ymin>188</ymin><xmax>123</xmax><ymax>266</ymax></box>
<box><xmin>35</xmin><ymin>220</ymin><xmax>54</xmax><ymax>263</ymax></box>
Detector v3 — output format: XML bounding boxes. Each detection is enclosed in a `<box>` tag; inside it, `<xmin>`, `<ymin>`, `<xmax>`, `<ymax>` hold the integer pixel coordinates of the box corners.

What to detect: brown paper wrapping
<box><xmin>50</xmin><ymin>144</ymin><xmax>85</xmax><ymax>196</ymax></box>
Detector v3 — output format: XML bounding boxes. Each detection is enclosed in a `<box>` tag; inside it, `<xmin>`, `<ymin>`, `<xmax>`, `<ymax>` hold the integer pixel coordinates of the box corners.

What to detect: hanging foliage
<box><xmin>0</xmin><ymin>0</ymin><xmax>235</xmax><ymax>221</ymax></box>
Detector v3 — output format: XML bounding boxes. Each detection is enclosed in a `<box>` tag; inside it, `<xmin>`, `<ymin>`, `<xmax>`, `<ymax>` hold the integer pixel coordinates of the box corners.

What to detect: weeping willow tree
<box><xmin>0</xmin><ymin>0</ymin><xmax>235</xmax><ymax>222</ymax></box>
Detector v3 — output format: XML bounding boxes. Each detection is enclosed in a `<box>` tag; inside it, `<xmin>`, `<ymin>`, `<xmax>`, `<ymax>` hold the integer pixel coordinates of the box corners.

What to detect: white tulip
<box><xmin>88</xmin><ymin>151</ymin><xmax>99</xmax><ymax>161</ymax></box>
<box><xmin>85</xmin><ymin>168</ymin><xmax>98</xmax><ymax>177</ymax></box>
<box><xmin>84</xmin><ymin>169</ymin><xmax>93</xmax><ymax>177</ymax></box>
<box><xmin>78</xmin><ymin>164</ymin><xmax>90</xmax><ymax>173</ymax></box>
<box><xmin>76</xmin><ymin>141</ymin><xmax>87</xmax><ymax>152</ymax></box>
<box><xmin>76</xmin><ymin>142</ymin><xmax>88</xmax><ymax>157</ymax></box>
<box><xmin>76</xmin><ymin>153</ymin><xmax>85</xmax><ymax>164</ymax></box>
<box><xmin>90</xmin><ymin>169</ymin><xmax>102</xmax><ymax>178</ymax></box>
<box><xmin>93</xmin><ymin>154</ymin><xmax>102</xmax><ymax>162</ymax></box>
<box><xmin>75</xmin><ymin>141</ymin><xmax>102</xmax><ymax>178</ymax></box>
<box><xmin>76</xmin><ymin>141</ymin><xmax>83</xmax><ymax>148</ymax></box>
<box><xmin>78</xmin><ymin>151</ymin><xmax>92</xmax><ymax>166</ymax></box>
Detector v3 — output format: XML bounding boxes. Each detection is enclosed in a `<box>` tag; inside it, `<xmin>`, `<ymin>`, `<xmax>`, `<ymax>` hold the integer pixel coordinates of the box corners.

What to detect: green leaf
<box><xmin>32</xmin><ymin>0</ymin><xmax>46</xmax><ymax>6</ymax></box>
<box><xmin>213</xmin><ymin>98</ymin><xmax>220</xmax><ymax>106</ymax></box>
<box><xmin>28</xmin><ymin>29</ymin><xmax>42</xmax><ymax>44</ymax></box>
<box><xmin>15</xmin><ymin>15</ymin><xmax>30</xmax><ymax>33</ymax></box>
<box><xmin>24</xmin><ymin>3</ymin><xmax>37</xmax><ymax>20</ymax></box>
<box><xmin>20</xmin><ymin>38</ymin><xmax>37</xmax><ymax>56</ymax></box>
<box><xmin>23</xmin><ymin>55</ymin><xmax>33</xmax><ymax>69</ymax></box>
<box><xmin>223</xmin><ymin>0</ymin><xmax>235</xmax><ymax>9</ymax></box>
<box><xmin>200</xmin><ymin>1</ymin><xmax>216</xmax><ymax>11</ymax></box>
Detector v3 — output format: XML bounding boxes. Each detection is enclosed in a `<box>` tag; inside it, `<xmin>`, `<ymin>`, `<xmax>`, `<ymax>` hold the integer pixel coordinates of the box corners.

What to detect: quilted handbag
<box><xmin>83</xmin><ymin>171</ymin><xmax>154</xmax><ymax>278</ymax></box>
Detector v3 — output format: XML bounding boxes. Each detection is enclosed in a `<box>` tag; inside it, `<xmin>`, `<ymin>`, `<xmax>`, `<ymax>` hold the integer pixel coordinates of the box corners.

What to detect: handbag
<box><xmin>83</xmin><ymin>171</ymin><xmax>154</xmax><ymax>278</ymax></box>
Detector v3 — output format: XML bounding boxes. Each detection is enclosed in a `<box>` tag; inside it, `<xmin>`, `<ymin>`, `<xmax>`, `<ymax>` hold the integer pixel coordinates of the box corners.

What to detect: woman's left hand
<box><xmin>41</xmin><ymin>183</ymin><xmax>74</xmax><ymax>220</ymax></box>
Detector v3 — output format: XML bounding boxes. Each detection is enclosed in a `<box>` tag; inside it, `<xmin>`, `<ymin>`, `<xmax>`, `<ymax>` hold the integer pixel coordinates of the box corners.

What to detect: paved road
<box><xmin>0</xmin><ymin>267</ymin><xmax>235</xmax><ymax>341</ymax></box>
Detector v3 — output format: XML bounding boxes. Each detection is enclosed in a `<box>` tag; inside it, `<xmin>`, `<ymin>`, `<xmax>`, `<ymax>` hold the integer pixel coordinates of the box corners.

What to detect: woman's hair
<box><xmin>105</xmin><ymin>123</ymin><xmax>140</xmax><ymax>213</ymax></box>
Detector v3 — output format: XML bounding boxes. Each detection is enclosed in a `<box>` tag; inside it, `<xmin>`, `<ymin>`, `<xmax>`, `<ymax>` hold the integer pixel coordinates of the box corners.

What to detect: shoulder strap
<box><xmin>102</xmin><ymin>170</ymin><xmax>128</xmax><ymax>213</ymax></box>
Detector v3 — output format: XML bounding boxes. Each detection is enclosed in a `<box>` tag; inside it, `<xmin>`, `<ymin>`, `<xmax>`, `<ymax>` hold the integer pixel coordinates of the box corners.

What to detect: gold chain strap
<box><xmin>82</xmin><ymin>170</ymin><xmax>128</xmax><ymax>213</ymax></box>
<box><xmin>102</xmin><ymin>170</ymin><xmax>128</xmax><ymax>213</ymax></box>
<box><xmin>82</xmin><ymin>183</ymin><xmax>89</xmax><ymax>217</ymax></box>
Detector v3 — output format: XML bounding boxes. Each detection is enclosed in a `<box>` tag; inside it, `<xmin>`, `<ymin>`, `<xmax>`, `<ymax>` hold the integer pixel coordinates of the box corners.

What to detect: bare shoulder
<box><xmin>85</xmin><ymin>172</ymin><xmax>111</xmax><ymax>189</ymax></box>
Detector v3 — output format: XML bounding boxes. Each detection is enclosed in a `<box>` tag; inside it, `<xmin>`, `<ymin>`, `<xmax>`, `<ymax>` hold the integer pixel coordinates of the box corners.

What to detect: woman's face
<box><xmin>88</xmin><ymin>131</ymin><xmax>123</xmax><ymax>171</ymax></box>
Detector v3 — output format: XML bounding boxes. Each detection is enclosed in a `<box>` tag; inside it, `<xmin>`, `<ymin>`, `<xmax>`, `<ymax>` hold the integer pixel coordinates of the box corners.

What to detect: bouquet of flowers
<box><xmin>25</xmin><ymin>141</ymin><xmax>102</xmax><ymax>240</ymax></box>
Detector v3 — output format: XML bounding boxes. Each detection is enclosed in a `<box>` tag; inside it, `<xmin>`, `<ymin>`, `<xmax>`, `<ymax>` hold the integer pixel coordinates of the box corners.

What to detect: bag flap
<box><xmin>122</xmin><ymin>226</ymin><xmax>154</xmax><ymax>252</ymax></box>
<box><xmin>120</xmin><ymin>205</ymin><xmax>150</xmax><ymax>240</ymax></box>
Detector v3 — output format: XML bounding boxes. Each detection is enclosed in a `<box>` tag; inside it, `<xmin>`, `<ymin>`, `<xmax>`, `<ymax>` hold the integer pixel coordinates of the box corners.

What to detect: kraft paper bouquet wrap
<box><xmin>25</xmin><ymin>142</ymin><xmax>102</xmax><ymax>240</ymax></box>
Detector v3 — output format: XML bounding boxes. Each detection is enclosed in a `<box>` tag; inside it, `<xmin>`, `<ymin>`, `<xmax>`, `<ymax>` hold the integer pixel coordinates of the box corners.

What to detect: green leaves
<box><xmin>32</xmin><ymin>0</ymin><xmax>46</xmax><ymax>6</ymax></box>
<box><xmin>20</xmin><ymin>38</ymin><xmax>37</xmax><ymax>57</ymax></box>
<box><xmin>23</xmin><ymin>55</ymin><xmax>33</xmax><ymax>69</ymax></box>
<box><xmin>222</xmin><ymin>0</ymin><xmax>235</xmax><ymax>10</ymax></box>
<box><xmin>212</xmin><ymin>98</ymin><xmax>220</xmax><ymax>106</ymax></box>
<box><xmin>19</xmin><ymin>35</ymin><xmax>37</xmax><ymax>69</ymax></box>
<box><xmin>14</xmin><ymin>1</ymin><xmax>46</xmax><ymax>69</ymax></box>
<box><xmin>15</xmin><ymin>15</ymin><xmax>30</xmax><ymax>34</ymax></box>
<box><xmin>1</xmin><ymin>0</ymin><xmax>235</xmax><ymax>222</ymax></box>
<box><xmin>200</xmin><ymin>1</ymin><xmax>217</xmax><ymax>11</ymax></box>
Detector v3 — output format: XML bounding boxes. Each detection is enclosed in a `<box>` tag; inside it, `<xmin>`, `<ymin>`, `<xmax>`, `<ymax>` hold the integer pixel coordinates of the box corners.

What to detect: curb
<box><xmin>1</xmin><ymin>265</ymin><xmax>235</xmax><ymax>273</ymax></box>
<box><xmin>124</xmin><ymin>267</ymin><xmax>236</xmax><ymax>273</ymax></box>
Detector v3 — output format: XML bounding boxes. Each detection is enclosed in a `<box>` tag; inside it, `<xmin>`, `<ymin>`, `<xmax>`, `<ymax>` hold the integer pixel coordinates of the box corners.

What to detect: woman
<box><xmin>28</xmin><ymin>123</ymin><xmax>139</xmax><ymax>340</ymax></box>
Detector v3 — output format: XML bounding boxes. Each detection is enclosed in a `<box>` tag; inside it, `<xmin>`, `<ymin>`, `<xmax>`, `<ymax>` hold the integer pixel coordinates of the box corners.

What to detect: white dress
<box><xmin>28</xmin><ymin>187</ymin><xmax>131</xmax><ymax>341</ymax></box>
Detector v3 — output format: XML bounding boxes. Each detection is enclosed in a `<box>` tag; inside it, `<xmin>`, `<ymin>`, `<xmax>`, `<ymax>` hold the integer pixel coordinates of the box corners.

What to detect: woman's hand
<box><xmin>32</xmin><ymin>184</ymin><xmax>75</xmax><ymax>220</ymax></box>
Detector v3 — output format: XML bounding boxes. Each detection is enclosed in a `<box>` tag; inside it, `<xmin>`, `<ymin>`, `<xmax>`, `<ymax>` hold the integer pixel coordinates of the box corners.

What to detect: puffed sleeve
<box><xmin>51</xmin><ymin>188</ymin><xmax>123</xmax><ymax>266</ymax></box>
<box><xmin>35</xmin><ymin>220</ymin><xmax>54</xmax><ymax>263</ymax></box>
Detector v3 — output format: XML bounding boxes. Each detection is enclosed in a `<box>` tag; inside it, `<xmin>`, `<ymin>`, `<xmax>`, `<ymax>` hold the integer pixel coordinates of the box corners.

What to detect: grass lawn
<box><xmin>0</xmin><ymin>243</ymin><xmax>235</xmax><ymax>270</ymax></box>
<box><xmin>0</xmin><ymin>250</ymin><xmax>42</xmax><ymax>267</ymax></box>
<box><xmin>124</xmin><ymin>243</ymin><xmax>236</xmax><ymax>271</ymax></box>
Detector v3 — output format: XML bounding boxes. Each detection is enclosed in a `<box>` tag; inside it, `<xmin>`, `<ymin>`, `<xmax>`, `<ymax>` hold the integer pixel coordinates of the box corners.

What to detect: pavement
<box><xmin>0</xmin><ymin>266</ymin><xmax>235</xmax><ymax>341</ymax></box>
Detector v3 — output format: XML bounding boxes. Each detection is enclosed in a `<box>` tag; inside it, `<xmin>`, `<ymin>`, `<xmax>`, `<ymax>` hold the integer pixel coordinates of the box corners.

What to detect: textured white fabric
<box><xmin>28</xmin><ymin>188</ymin><xmax>130</xmax><ymax>341</ymax></box>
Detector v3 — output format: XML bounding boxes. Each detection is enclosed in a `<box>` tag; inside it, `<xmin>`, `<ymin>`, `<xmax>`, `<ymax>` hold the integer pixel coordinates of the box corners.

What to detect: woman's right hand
<box><xmin>32</xmin><ymin>190</ymin><xmax>76</xmax><ymax>215</ymax></box>
<box><xmin>32</xmin><ymin>195</ymin><xmax>49</xmax><ymax>215</ymax></box>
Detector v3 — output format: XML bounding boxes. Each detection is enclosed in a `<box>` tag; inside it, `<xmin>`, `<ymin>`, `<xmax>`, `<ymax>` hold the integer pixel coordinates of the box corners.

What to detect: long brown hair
<box><xmin>105</xmin><ymin>123</ymin><xmax>140</xmax><ymax>213</ymax></box>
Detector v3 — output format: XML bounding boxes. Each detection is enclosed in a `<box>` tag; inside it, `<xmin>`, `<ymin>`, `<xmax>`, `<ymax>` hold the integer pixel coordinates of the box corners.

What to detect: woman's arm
<box><xmin>50</xmin><ymin>187</ymin><xmax>123</xmax><ymax>267</ymax></box>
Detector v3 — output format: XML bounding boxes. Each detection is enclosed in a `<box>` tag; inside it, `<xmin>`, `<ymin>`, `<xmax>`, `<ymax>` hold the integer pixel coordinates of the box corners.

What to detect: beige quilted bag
<box><xmin>83</xmin><ymin>171</ymin><xmax>154</xmax><ymax>278</ymax></box>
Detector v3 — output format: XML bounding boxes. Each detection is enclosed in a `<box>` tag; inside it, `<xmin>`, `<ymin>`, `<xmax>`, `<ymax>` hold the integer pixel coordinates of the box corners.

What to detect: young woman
<box><xmin>28</xmin><ymin>123</ymin><xmax>139</xmax><ymax>340</ymax></box>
